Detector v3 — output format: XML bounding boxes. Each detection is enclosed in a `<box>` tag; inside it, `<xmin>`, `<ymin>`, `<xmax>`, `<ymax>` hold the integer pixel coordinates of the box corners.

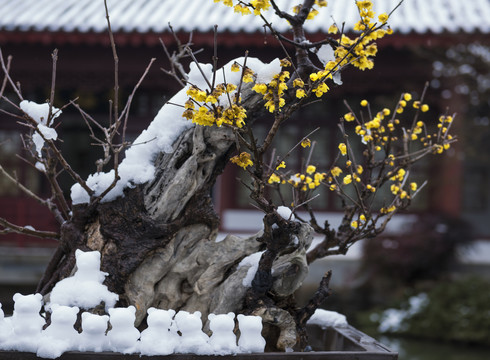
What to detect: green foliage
<box><xmin>367</xmin><ymin>277</ymin><xmax>490</xmax><ymax>345</ymax></box>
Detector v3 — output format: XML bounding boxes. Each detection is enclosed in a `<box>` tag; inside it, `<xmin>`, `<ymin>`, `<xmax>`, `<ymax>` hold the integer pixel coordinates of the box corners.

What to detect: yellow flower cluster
<box><xmin>351</xmin><ymin>214</ymin><xmax>367</xmax><ymax>229</ymax></box>
<box><xmin>386</xmin><ymin>167</ymin><xmax>420</xmax><ymax>206</ymax></box>
<box><xmin>216</xmin><ymin>0</ymin><xmax>272</xmax><ymax>16</ymax></box>
<box><xmin>325</xmin><ymin>159</ymin><xmax>367</xmax><ymax>194</ymax></box>
<box><xmin>250</xmin><ymin>0</ymin><xmax>271</xmax><ymax>15</ymax></box>
<box><xmin>252</xmin><ymin>64</ymin><xmax>290</xmax><ymax>113</ymax></box>
<box><xmin>380</xmin><ymin>205</ymin><xmax>396</xmax><ymax>214</ymax></box>
<box><xmin>308</xmin><ymin>63</ymin><xmax>334</xmax><ymax>97</ymax></box>
<box><xmin>183</xmin><ymin>82</ymin><xmax>247</xmax><ymax>128</ymax></box>
<box><xmin>288</xmin><ymin>165</ymin><xmax>327</xmax><ymax>192</ymax></box>
<box><xmin>230</xmin><ymin>152</ymin><xmax>253</xmax><ymax>169</ymax></box>
<box><xmin>267</xmin><ymin>161</ymin><xmax>287</xmax><ymax>184</ymax></box>
<box><xmin>346</xmin><ymin>93</ymin><xmax>442</xmax><ymax>151</ymax></box>
<box><xmin>328</xmin><ymin>1</ymin><xmax>392</xmax><ymax>71</ymax></box>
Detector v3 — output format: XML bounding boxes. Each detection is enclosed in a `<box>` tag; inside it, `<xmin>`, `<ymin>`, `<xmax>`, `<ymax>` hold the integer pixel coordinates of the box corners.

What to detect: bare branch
<box><xmin>0</xmin><ymin>217</ymin><xmax>59</xmax><ymax>240</ymax></box>
<box><xmin>0</xmin><ymin>48</ymin><xmax>23</xmax><ymax>100</ymax></box>
<box><xmin>48</xmin><ymin>49</ymin><xmax>58</xmax><ymax>126</ymax></box>
<box><xmin>104</xmin><ymin>0</ymin><xmax>119</xmax><ymax>124</ymax></box>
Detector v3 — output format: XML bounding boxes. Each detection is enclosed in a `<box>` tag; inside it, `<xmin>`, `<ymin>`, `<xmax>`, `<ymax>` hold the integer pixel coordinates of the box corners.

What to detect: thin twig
<box><xmin>0</xmin><ymin>217</ymin><xmax>59</xmax><ymax>240</ymax></box>
<box><xmin>104</xmin><ymin>0</ymin><xmax>119</xmax><ymax>124</ymax></box>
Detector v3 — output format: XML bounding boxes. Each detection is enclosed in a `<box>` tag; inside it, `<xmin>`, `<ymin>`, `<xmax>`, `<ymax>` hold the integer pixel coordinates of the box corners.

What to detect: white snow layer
<box><xmin>277</xmin><ymin>206</ymin><xmax>295</xmax><ymax>221</ymax></box>
<box><xmin>238</xmin><ymin>251</ymin><xmax>265</xmax><ymax>287</ymax></box>
<box><xmin>19</xmin><ymin>100</ymin><xmax>61</xmax><ymax>156</ymax></box>
<box><xmin>307</xmin><ymin>309</ymin><xmax>348</xmax><ymax>328</ymax></box>
<box><xmin>70</xmin><ymin>56</ymin><xmax>280</xmax><ymax>204</ymax></box>
<box><xmin>19</xmin><ymin>100</ymin><xmax>61</xmax><ymax>125</ymax></box>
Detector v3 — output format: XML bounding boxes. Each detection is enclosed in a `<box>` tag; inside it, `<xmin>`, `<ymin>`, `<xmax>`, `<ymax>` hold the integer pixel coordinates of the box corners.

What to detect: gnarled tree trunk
<box><xmin>36</xmin><ymin>85</ymin><xmax>321</xmax><ymax>351</ymax></box>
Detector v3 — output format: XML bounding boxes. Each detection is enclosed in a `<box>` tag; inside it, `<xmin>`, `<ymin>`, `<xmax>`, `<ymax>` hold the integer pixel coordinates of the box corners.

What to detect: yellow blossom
<box><xmin>280</xmin><ymin>58</ymin><xmax>292</xmax><ymax>67</ymax></box>
<box><xmin>252</xmin><ymin>83</ymin><xmax>268</xmax><ymax>94</ymax></box>
<box><xmin>381</xmin><ymin>205</ymin><xmax>397</xmax><ymax>214</ymax></box>
<box><xmin>230</xmin><ymin>152</ymin><xmax>253</xmax><ymax>169</ymax></box>
<box><xmin>268</xmin><ymin>173</ymin><xmax>281</xmax><ymax>184</ymax></box>
<box><xmin>231</xmin><ymin>62</ymin><xmax>240</xmax><ymax>72</ymax></box>
<box><xmin>331</xmin><ymin>166</ymin><xmax>343</xmax><ymax>177</ymax></box>
<box><xmin>226</xmin><ymin>83</ymin><xmax>237</xmax><ymax>93</ymax></box>
<box><xmin>357</xmin><ymin>165</ymin><xmax>364</xmax><ymax>174</ymax></box>
<box><xmin>378</xmin><ymin>13</ymin><xmax>389</xmax><ymax>23</ymax></box>
<box><xmin>328</xmin><ymin>24</ymin><xmax>338</xmax><ymax>34</ymax></box>
<box><xmin>312</xmin><ymin>82</ymin><xmax>329</xmax><ymax>97</ymax></box>
<box><xmin>184</xmin><ymin>99</ymin><xmax>195</xmax><ymax>109</ymax></box>
<box><xmin>403</xmin><ymin>93</ymin><xmax>412</xmax><ymax>101</ymax></box>
<box><xmin>293</xmin><ymin>78</ymin><xmax>305</xmax><ymax>88</ymax></box>
<box><xmin>301</xmin><ymin>138</ymin><xmax>311</xmax><ymax>148</ymax></box>
<box><xmin>410</xmin><ymin>182</ymin><xmax>418</xmax><ymax>191</ymax></box>
<box><xmin>360</xmin><ymin>99</ymin><xmax>368</xmax><ymax>107</ymax></box>
<box><xmin>276</xmin><ymin>161</ymin><xmax>286</xmax><ymax>170</ymax></box>
<box><xmin>310</xmin><ymin>73</ymin><xmax>319</xmax><ymax>82</ymax></box>
<box><xmin>242</xmin><ymin>73</ymin><xmax>254</xmax><ymax>83</ymax></box>
<box><xmin>314</xmin><ymin>172</ymin><xmax>326</xmax><ymax>182</ymax></box>
<box><xmin>344</xmin><ymin>112</ymin><xmax>355</xmax><ymax>122</ymax></box>
<box><xmin>296</xmin><ymin>89</ymin><xmax>306</xmax><ymax>98</ymax></box>
<box><xmin>357</xmin><ymin>0</ymin><xmax>373</xmax><ymax>10</ymax></box>
<box><xmin>343</xmin><ymin>174</ymin><xmax>352</xmax><ymax>185</ymax></box>
<box><xmin>366</xmin><ymin>184</ymin><xmax>376</xmax><ymax>192</ymax></box>
<box><xmin>306</xmin><ymin>165</ymin><xmax>317</xmax><ymax>175</ymax></box>
<box><xmin>351</xmin><ymin>220</ymin><xmax>359</xmax><ymax>229</ymax></box>
<box><xmin>234</xmin><ymin>4</ymin><xmax>251</xmax><ymax>15</ymax></box>
<box><xmin>250</xmin><ymin>0</ymin><xmax>271</xmax><ymax>15</ymax></box>
<box><xmin>421</xmin><ymin>104</ymin><xmax>429</xmax><ymax>112</ymax></box>
<box><xmin>205</xmin><ymin>95</ymin><xmax>218</xmax><ymax>104</ymax></box>
<box><xmin>339</xmin><ymin>143</ymin><xmax>347</xmax><ymax>156</ymax></box>
<box><xmin>307</xmin><ymin>8</ymin><xmax>319</xmax><ymax>20</ymax></box>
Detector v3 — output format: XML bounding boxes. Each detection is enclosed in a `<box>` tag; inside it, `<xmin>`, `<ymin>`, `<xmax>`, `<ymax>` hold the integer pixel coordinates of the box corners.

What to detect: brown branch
<box><xmin>0</xmin><ymin>53</ymin><xmax>12</xmax><ymax>99</ymax></box>
<box><xmin>119</xmin><ymin>57</ymin><xmax>156</xmax><ymax>143</ymax></box>
<box><xmin>0</xmin><ymin>47</ymin><xmax>23</xmax><ymax>101</ymax></box>
<box><xmin>104</xmin><ymin>0</ymin><xmax>119</xmax><ymax>124</ymax></box>
<box><xmin>296</xmin><ymin>269</ymin><xmax>332</xmax><ymax>325</ymax></box>
<box><xmin>47</xmin><ymin>49</ymin><xmax>58</xmax><ymax>126</ymax></box>
<box><xmin>0</xmin><ymin>217</ymin><xmax>59</xmax><ymax>240</ymax></box>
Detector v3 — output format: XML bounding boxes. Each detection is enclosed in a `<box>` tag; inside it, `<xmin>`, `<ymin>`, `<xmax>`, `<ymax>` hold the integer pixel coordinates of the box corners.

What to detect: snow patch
<box><xmin>307</xmin><ymin>309</ymin><xmax>348</xmax><ymax>328</ymax></box>
<box><xmin>238</xmin><ymin>251</ymin><xmax>265</xmax><ymax>287</ymax></box>
<box><xmin>316</xmin><ymin>44</ymin><xmax>335</xmax><ymax>65</ymax></box>
<box><xmin>378</xmin><ymin>293</ymin><xmax>429</xmax><ymax>333</ymax></box>
<box><xmin>19</xmin><ymin>100</ymin><xmax>61</xmax><ymax>125</ymax></box>
<box><xmin>70</xmin><ymin>56</ymin><xmax>280</xmax><ymax>205</ymax></box>
<box><xmin>277</xmin><ymin>206</ymin><xmax>295</xmax><ymax>221</ymax></box>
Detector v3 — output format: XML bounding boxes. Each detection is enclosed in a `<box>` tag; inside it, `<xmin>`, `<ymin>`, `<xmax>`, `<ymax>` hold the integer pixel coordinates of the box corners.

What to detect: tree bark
<box><xmin>38</xmin><ymin>85</ymin><xmax>319</xmax><ymax>350</ymax></box>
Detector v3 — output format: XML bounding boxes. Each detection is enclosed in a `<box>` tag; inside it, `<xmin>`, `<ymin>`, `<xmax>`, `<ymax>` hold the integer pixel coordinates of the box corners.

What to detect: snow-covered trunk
<box><xmin>36</xmin><ymin>84</ymin><xmax>314</xmax><ymax>351</ymax></box>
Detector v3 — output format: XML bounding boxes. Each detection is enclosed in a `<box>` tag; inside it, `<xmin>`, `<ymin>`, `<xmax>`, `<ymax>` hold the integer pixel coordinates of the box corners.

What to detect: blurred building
<box><xmin>0</xmin><ymin>0</ymin><xmax>489</xmax><ymax>279</ymax></box>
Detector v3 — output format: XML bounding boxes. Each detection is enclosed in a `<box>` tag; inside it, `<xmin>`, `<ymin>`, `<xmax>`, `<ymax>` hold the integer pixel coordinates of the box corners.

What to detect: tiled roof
<box><xmin>1</xmin><ymin>0</ymin><xmax>489</xmax><ymax>35</ymax></box>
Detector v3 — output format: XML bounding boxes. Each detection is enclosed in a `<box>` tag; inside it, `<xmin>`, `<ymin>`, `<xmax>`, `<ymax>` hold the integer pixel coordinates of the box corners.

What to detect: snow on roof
<box><xmin>0</xmin><ymin>0</ymin><xmax>489</xmax><ymax>36</ymax></box>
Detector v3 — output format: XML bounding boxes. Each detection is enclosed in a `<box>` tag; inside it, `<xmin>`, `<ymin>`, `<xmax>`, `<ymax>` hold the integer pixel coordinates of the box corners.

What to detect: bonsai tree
<box><xmin>0</xmin><ymin>0</ymin><xmax>454</xmax><ymax>351</ymax></box>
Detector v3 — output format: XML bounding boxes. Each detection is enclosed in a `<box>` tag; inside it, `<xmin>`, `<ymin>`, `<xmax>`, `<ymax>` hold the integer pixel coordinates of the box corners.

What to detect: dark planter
<box><xmin>0</xmin><ymin>325</ymin><xmax>397</xmax><ymax>359</ymax></box>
